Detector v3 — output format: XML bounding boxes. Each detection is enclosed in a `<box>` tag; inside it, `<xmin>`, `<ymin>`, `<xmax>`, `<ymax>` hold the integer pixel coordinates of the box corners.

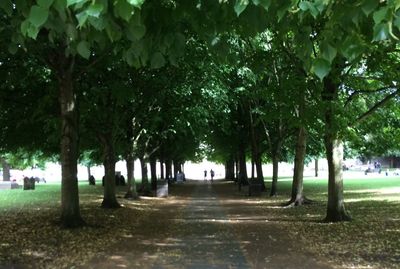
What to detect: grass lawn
<box><xmin>262</xmin><ymin>175</ymin><xmax>400</xmax><ymax>269</ymax></box>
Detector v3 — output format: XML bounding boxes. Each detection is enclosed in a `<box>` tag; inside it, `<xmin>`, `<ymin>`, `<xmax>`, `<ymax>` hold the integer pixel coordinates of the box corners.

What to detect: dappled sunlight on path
<box><xmin>82</xmin><ymin>180</ymin><xmax>333</xmax><ymax>269</ymax></box>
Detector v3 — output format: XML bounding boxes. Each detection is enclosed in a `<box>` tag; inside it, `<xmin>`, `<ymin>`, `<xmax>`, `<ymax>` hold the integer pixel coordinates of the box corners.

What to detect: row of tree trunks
<box><xmin>125</xmin><ymin>153</ymin><xmax>138</xmax><ymax>199</ymax></box>
<box><xmin>139</xmin><ymin>157</ymin><xmax>150</xmax><ymax>193</ymax></box>
<box><xmin>1</xmin><ymin>157</ymin><xmax>10</xmax><ymax>181</ymax></box>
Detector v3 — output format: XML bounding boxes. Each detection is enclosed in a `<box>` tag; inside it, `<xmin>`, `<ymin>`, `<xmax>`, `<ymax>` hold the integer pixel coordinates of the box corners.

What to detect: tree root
<box><xmin>283</xmin><ymin>196</ymin><xmax>314</xmax><ymax>207</ymax></box>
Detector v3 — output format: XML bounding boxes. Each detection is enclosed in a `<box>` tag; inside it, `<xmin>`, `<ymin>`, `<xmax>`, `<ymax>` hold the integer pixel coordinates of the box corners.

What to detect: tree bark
<box><xmin>166</xmin><ymin>159</ymin><xmax>172</xmax><ymax>180</ymax></box>
<box><xmin>225</xmin><ymin>157</ymin><xmax>235</xmax><ymax>180</ymax></box>
<box><xmin>1</xmin><ymin>157</ymin><xmax>10</xmax><ymax>181</ymax></box>
<box><xmin>139</xmin><ymin>157</ymin><xmax>151</xmax><ymax>194</ymax></box>
<box><xmin>58</xmin><ymin>68</ymin><xmax>84</xmax><ymax>227</ymax></box>
<box><xmin>286</xmin><ymin>126</ymin><xmax>311</xmax><ymax>206</ymax></box>
<box><xmin>124</xmin><ymin>154</ymin><xmax>138</xmax><ymax>199</ymax></box>
<box><xmin>255</xmin><ymin>154</ymin><xmax>265</xmax><ymax>190</ymax></box>
<box><xmin>101</xmin><ymin>137</ymin><xmax>120</xmax><ymax>208</ymax></box>
<box><xmin>324</xmin><ymin>137</ymin><xmax>351</xmax><ymax>221</ymax></box>
<box><xmin>160</xmin><ymin>159</ymin><xmax>165</xmax><ymax>180</ymax></box>
<box><xmin>323</xmin><ymin>76</ymin><xmax>351</xmax><ymax>222</ymax></box>
<box><xmin>315</xmin><ymin>159</ymin><xmax>319</xmax><ymax>177</ymax></box>
<box><xmin>238</xmin><ymin>144</ymin><xmax>248</xmax><ymax>186</ymax></box>
<box><xmin>86</xmin><ymin>165</ymin><xmax>91</xmax><ymax>180</ymax></box>
<box><xmin>270</xmin><ymin>155</ymin><xmax>279</xmax><ymax>196</ymax></box>
<box><xmin>150</xmin><ymin>157</ymin><xmax>157</xmax><ymax>191</ymax></box>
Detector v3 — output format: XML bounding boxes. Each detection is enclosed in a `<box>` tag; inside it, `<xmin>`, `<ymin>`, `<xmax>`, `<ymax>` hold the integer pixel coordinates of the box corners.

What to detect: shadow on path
<box><xmin>82</xmin><ymin>180</ymin><xmax>333</xmax><ymax>269</ymax></box>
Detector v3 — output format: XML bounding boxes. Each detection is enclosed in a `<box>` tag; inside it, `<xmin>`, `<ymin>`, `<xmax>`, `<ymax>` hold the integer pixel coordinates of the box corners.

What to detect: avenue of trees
<box><xmin>1</xmin><ymin>1</ymin><xmax>399</xmax><ymax>227</ymax></box>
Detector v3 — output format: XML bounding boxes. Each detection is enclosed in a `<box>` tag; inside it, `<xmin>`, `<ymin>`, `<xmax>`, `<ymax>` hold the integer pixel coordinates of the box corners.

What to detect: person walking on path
<box><xmin>204</xmin><ymin>170</ymin><xmax>207</xmax><ymax>181</ymax></box>
<box><xmin>210</xmin><ymin>169</ymin><xmax>215</xmax><ymax>182</ymax></box>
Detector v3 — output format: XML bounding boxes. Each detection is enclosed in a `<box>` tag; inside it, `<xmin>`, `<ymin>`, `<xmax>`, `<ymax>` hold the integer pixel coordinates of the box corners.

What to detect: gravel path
<box><xmin>82</xmin><ymin>180</ymin><xmax>333</xmax><ymax>269</ymax></box>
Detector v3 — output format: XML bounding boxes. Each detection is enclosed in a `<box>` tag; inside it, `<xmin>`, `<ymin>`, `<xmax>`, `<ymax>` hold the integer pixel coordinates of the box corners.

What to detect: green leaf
<box><xmin>131</xmin><ymin>25</ymin><xmax>146</xmax><ymax>40</ymax></box>
<box><xmin>361</xmin><ymin>0</ymin><xmax>379</xmax><ymax>16</ymax></box>
<box><xmin>38</xmin><ymin>0</ymin><xmax>54</xmax><ymax>9</ymax></box>
<box><xmin>252</xmin><ymin>0</ymin><xmax>271</xmax><ymax>10</ymax></box>
<box><xmin>86</xmin><ymin>3</ymin><xmax>103</xmax><ymax>17</ymax></box>
<box><xmin>28</xmin><ymin>5</ymin><xmax>49</xmax><ymax>27</ymax></box>
<box><xmin>115</xmin><ymin>0</ymin><xmax>134</xmax><ymax>21</ymax></box>
<box><xmin>373</xmin><ymin>7</ymin><xmax>389</xmax><ymax>24</ymax></box>
<box><xmin>127</xmin><ymin>0</ymin><xmax>144</xmax><ymax>8</ymax></box>
<box><xmin>150</xmin><ymin>52</ymin><xmax>166</xmax><ymax>69</ymax></box>
<box><xmin>321</xmin><ymin>43</ymin><xmax>337</xmax><ymax>63</ymax></box>
<box><xmin>8</xmin><ymin>43</ymin><xmax>18</xmax><ymax>55</ymax></box>
<box><xmin>234</xmin><ymin>0</ymin><xmax>249</xmax><ymax>16</ymax></box>
<box><xmin>76</xmin><ymin>11</ymin><xmax>88</xmax><ymax>27</ymax></box>
<box><xmin>312</xmin><ymin>58</ymin><xmax>331</xmax><ymax>80</ymax></box>
<box><xmin>67</xmin><ymin>0</ymin><xmax>87</xmax><ymax>7</ymax></box>
<box><xmin>20</xmin><ymin>20</ymin><xmax>30</xmax><ymax>36</ymax></box>
<box><xmin>77</xmin><ymin>41</ymin><xmax>91</xmax><ymax>59</ymax></box>
<box><xmin>373</xmin><ymin>23</ymin><xmax>390</xmax><ymax>41</ymax></box>
<box><xmin>27</xmin><ymin>24</ymin><xmax>40</xmax><ymax>39</ymax></box>
<box><xmin>299</xmin><ymin>1</ymin><xmax>319</xmax><ymax>18</ymax></box>
<box><xmin>0</xmin><ymin>0</ymin><xmax>13</xmax><ymax>16</ymax></box>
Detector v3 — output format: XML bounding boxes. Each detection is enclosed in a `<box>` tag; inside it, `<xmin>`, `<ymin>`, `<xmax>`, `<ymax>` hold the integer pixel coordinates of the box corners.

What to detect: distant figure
<box><xmin>204</xmin><ymin>170</ymin><xmax>207</xmax><ymax>180</ymax></box>
<box><xmin>210</xmin><ymin>169</ymin><xmax>215</xmax><ymax>182</ymax></box>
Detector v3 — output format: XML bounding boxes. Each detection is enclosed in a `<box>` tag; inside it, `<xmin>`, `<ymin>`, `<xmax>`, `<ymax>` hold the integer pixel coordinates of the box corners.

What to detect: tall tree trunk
<box><xmin>59</xmin><ymin>68</ymin><xmax>84</xmax><ymax>228</ymax></box>
<box><xmin>315</xmin><ymin>159</ymin><xmax>319</xmax><ymax>177</ymax></box>
<box><xmin>324</xmin><ymin>137</ymin><xmax>351</xmax><ymax>221</ymax></box>
<box><xmin>251</xmin><ymin>160</ymin><xmax>255</xmax><ymax>179</ymax></box>
<box><xmin>86</xmin><ymin>165</ymin><xmax>91</xmax><ymax>180</ymax></box>
<box><xmin>173</xmin><ymin>160</ymin><xmax>180</xmax><ymax>179</ymax></box>
<box><xmin>1</xmin><ymin>157</ymin><xmax>10</xmax><ymax>181</ymax></box>
<box><xmin>225</xmin><ymin>157</ymin><xmax>235</xmax><ymax>180</ymax></box>
<box><xmin>166</xmin><ymin>159</ymin><xmax>172</xmax><ymax>180</ymax></box>
<box><xmin>270</xmin><ymin>155</ymin><xmax>279</xmax><ymax>196</ymax></box>
<box><xmin>286</xmin><ymin>126</ymin><xmax>311</xmax><ymax>206</ymax></box>
<box><xmin>160</xmin><ymin>159</ymin><xmax>165</xmax><ymax>180</ymax></box>
<box><xmin>255</xmin><ymin>154</ymin><xmax>265</xmax><ymax>190</ymax></box>
<box><xmin>101</xmin><ymin>137</ymin><xmax>120</xmax><ymax>208</ymax></box>
<box><xmin>323</xmin><ymin>76</ymin><xmax>351</xmax><ymax>222</ymax></box>
<box><xmin>150</xmin><ymin>157</ymin><xmax>157</xmax><ymax>191</ymax></box>
<box><xmin>238</xmin><ymin>144</ymin><xmax>248</xmax><ymax>185</ymax></box>
<box><xmin>124</xmin><ymin>154</ymin><xmax>138</xmax><ymax>199</ymax></box>
<box><xmin>139</xmin><ymin>157</ymin><xmax>150</xmax><ymax>194</ymax></box>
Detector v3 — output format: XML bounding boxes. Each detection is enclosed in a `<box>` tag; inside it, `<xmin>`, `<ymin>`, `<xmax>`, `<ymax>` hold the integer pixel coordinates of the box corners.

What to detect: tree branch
<box><xmin>355</xmin><ymin>88</ymin><xmax>399</xmax><ymax>124</ymax></box>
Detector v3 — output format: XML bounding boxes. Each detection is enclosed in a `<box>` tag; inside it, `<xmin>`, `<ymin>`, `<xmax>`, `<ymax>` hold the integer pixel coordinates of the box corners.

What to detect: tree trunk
<box><xmin>286</xmin><ymin>126</ymin><xmax>311</xmax><ymax>206</ymax></box>
<box><xmin>251</xmin><ymin>160</ymin><xmax>255</xmax><ymax>179</ymax></box>
<box><xmin>315</xmin><ymin>159</ymin><xmax>319</xmax><ymax>177</ymax></box>
<box><xmin>101</xmin><ymin>138</ymin><xmax>120</xmax><ymax>208</ymax></box>
<box><xmin>238</xmin><ymin>145</ymin><xmax>248</xmax><ymax>186</ymax></box>
<box><xmin>166</xmin><ymin>159</ymin><xmax>172</xmax><ymax>180</ymax></box>
<box><xmin>150</xmin><ymin>157</ymin><xmax>157</xmax><ymax>191</ymax></box>
<box><xmin>270</xmin><ymin>155</ymin><xmax>279</xmax><ymax>196</ymax></box>
<box><xmin>225</xmin><ymin>157</ymin><xmax>235</xmax><ymax>180</ymax></box>
<box><xmin>255</xmin><ymin>154</ymin><xmax>265</xmax><ymax>190</ymax></box>
<box><xmin>124</xmin><ymin>154</ymin><xmax>138</xmax><ymax>199</ymax></box>
<box><xmin>323</xmin><ymin>75</ymin><xmax>351</xmax><ymax>222</ymax></box>
<box><xmin>139</xmin><ymin>157</ymin><xmax>150</xmax><ymax>194</ymax></box>
<box><xmin>86</xmin><ymin>165</ymin><xmax>91</xmax><ymax>180</ymax></box>
<box><xmin>59</xmin><ymin>69</ymin><xmax>84</xmax><ymax>228</ymax></box>
<box><xmin>173</xmin><ymin>160</ymin><xmax>180</xmax><ymax>179</ymax></box>
<box><xmin>324</xmin><ymin>137</ymin><xmax>351</xmax><ymax>221</ymax></box>
<box><xmin>1</xmin><ymin>157</ymin><xmax>10</xmax><ymax>181</ymax></box>
<box><xmin>160</xmin><ymin>160</ymin><xmax>165</xmax><ymax>180</ymax></box>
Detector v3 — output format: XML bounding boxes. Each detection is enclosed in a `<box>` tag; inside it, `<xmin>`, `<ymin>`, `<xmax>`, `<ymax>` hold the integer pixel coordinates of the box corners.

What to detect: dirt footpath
<box><xmin>82</xmin><ymin>180</ymin><xmax>333</xmax><ymax>269</ymax></box>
